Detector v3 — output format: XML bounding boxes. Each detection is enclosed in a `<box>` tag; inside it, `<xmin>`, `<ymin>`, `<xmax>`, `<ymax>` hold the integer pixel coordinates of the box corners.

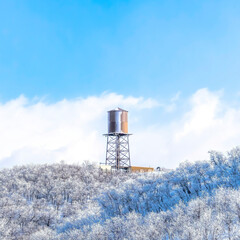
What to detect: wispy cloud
<box><xmin>133</xmin><ymin>88</ymin><xmax>240</xmax><ymax>168</ymax></box>
<box><xmin>0</xmin><ymin>93</ymin><xmax>158</xmax><ymax>168</ymax></box>
<box><xmin>1</xmin><ymin>89</ymin><xmax>240</xmax><ymax>169</ymax></box>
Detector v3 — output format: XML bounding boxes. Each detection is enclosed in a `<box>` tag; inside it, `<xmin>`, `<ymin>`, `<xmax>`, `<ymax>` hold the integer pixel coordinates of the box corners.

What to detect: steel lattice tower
<box><xmin>104</xmin><ymin>133</ymin><xmax>131</xmax><ymax>170</ymax></box>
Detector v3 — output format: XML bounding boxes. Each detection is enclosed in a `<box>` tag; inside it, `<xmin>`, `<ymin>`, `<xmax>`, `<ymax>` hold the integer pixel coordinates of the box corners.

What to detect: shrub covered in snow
<box><xmin>1</xmin><ymin>147</ymin><xmax>240</xmax><ymax>239</ymax></box>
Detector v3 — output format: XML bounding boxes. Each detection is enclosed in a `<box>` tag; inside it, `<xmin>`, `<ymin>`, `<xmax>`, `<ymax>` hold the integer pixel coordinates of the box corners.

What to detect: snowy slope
<box><xmin>0</xmin><ymin>147</ymin><xmax>240</xmax><ymax>239</ymax></box>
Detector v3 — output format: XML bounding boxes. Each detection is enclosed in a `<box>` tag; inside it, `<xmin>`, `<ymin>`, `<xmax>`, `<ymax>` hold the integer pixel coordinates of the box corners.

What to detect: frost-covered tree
<box><xmin>1</xmin><ymin>146</ymin><xmax>240</xmax><ymax>239</ymax></box>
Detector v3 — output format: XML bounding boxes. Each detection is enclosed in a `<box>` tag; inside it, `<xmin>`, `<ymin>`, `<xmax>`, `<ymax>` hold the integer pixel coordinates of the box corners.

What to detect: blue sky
<box><xmin>1</xmin><ymin>0</ymin><xmax>240</xmax><ymax>102</ymax></box>
<box><xmin>1</xmin><ymin>0</ymin><xmax>240</xmax><ymax>168</ymax></box>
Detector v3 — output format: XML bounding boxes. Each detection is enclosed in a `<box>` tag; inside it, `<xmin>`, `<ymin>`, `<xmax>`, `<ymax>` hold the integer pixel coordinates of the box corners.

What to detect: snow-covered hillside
<box><xmin>1</xmin><ymin>147</ymin><xmax>240</xmax><ymax>239</ymax></box>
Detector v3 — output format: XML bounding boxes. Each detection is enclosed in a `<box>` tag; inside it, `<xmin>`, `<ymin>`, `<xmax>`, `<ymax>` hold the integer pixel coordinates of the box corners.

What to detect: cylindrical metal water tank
<box><xmin>108</xmin><ymin>108</ymin><xmax>128</xmax><ymax>134</ymax></box>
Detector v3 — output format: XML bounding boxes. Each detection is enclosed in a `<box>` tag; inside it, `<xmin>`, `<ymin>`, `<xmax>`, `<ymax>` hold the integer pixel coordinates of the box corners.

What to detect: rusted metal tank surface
<box><xmin>108</xmin><ymin>108</ymin><xmax>128</xmax><ymax>134</ymax></box>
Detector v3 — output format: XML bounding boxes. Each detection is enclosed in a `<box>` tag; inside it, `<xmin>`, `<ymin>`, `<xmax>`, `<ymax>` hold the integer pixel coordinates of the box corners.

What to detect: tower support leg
<box><xmin>105</xmin><ymin>134</ymin><xmax>131</xmax><ymax>170</ymax></box>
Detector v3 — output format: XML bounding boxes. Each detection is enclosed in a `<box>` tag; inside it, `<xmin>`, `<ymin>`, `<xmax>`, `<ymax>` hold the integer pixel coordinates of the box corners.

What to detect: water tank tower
<box><xmin>104</xmin><ymin>108</ymin><xmax>131</xmax><ymax>170</ymax></box>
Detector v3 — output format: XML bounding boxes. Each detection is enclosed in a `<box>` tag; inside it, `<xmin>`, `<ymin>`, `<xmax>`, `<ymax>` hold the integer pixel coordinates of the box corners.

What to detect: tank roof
<box><xmin>108</xmin><ymin>107</ymin><xmax>128</xmax><ymax>112</ymax></box>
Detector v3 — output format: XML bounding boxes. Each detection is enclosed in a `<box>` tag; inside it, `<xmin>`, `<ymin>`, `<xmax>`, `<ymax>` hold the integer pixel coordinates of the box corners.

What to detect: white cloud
<box><xmin>0</xmin><ymin>93</ymin><xmax>157</xmax><ymax>168</ymax></box>
<box><xmin>1</xmin><ymin>89</ymin><xmax>240</xmax><ymax>169</ymax></box>
<box><xmin>133</xmin><ymin>88</ymin><xmax>240</xmax><ymax>169</ymax></box>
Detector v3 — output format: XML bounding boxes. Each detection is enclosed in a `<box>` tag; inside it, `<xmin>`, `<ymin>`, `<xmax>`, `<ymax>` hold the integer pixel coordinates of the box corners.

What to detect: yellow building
<box><xmin>130</xmin><ymin>166</ymin><xmax>154</xmax><ymax>172</ymax></box>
